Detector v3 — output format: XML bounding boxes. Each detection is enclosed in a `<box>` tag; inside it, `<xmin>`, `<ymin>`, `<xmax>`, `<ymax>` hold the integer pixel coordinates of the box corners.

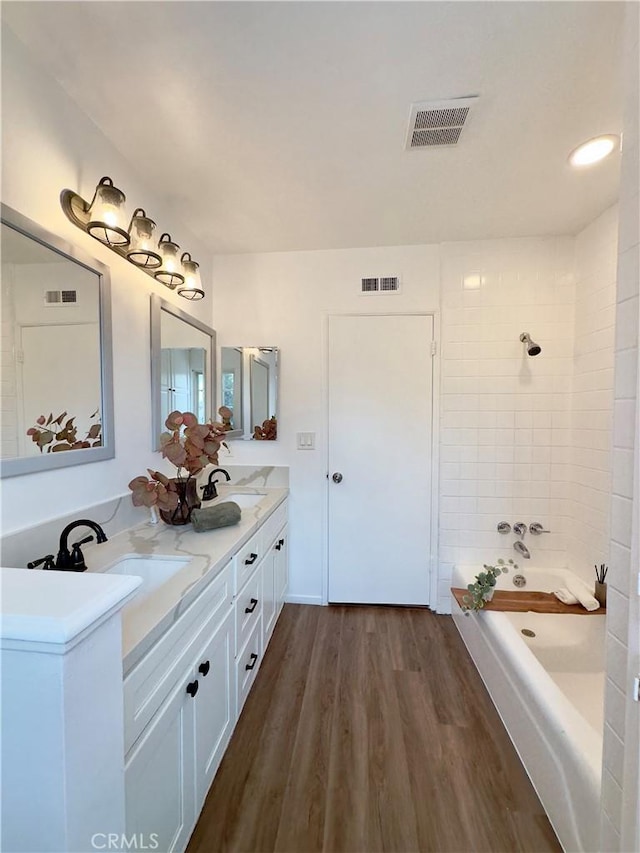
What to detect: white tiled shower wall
<box><xmin>600</xmin><ymin>4</ymin><xmax>639</xmax><ymax>848</ymax></box>
<box><xmin>437</xmin><ymin>237</ymin><xmax>576</xmax><ymax>611</ymax></box>
<box><xmin>567</xmin><ymin>206</ymin><xmax>618</xmax><ymax>582</ymax></box>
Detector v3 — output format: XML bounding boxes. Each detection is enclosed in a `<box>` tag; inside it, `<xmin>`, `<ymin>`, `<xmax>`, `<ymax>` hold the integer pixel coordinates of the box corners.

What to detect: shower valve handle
<box><xmin>513</xmin><ymin>522</ymin><xmax>527</xmax><ymax>537</ymax></box>
<box><xmin>529</xmin><ymin>522</ymin><xmax>550</xmax><ymax>535</ymax></box>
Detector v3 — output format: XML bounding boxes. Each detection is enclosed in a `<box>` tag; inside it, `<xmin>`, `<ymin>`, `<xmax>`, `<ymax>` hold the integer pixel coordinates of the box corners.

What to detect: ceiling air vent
<box><xmin>360</xmin><ymin>276</ymin><xmax>401</xmax><ymax>295</ymax></box>
<box><xmin>44</xmin><ymin>289</ymin><xmax>78</xmax><ymax>305</ymax></box>
<box><xmin>405</xmin><ymin>96</ymin><xmax>478</xmax><ymax>150</ymax></box>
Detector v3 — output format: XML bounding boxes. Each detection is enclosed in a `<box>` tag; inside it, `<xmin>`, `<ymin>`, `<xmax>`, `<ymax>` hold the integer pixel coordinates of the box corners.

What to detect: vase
<box><xmin>594</xmin><ymin>581</ymin><xmax>607</xmax><ymax>608</ymax></box>
<box><xmin>159</xmin><ymin>477</ymin><xmax>201</xmax><ymax>526</ymax></box>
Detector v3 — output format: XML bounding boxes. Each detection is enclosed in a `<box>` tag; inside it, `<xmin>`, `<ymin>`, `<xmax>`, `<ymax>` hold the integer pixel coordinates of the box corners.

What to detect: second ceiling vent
<box><xmin>405</xmin><ymin>96</ymin><xmax>478</xmax><ymax>150</ymax></box>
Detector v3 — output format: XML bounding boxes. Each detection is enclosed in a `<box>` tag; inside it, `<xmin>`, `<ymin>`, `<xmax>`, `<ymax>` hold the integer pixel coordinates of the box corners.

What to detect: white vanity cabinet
<box><xmin>123</xmin><ymin>496</ymin><xmax>288</xmax><ymax>853</ymax></box>
<box><xmin>124</xmin><ymin>575</ymin><xmax>235</xmax><ymax>852</ymax></box>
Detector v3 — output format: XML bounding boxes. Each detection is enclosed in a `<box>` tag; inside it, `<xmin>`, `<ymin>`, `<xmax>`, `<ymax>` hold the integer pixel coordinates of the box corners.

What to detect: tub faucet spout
<box><xmin>513</xmin><ymin>540</ymin><xmax>531</xmax><ymax>560</ymax></box>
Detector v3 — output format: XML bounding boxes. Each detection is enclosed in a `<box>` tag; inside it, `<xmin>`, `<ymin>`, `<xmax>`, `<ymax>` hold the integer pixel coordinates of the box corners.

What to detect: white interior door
<box><xmin>328</xmin><ymin>314</ymin><xmax>433</xmax><ymax>605</ymax></box>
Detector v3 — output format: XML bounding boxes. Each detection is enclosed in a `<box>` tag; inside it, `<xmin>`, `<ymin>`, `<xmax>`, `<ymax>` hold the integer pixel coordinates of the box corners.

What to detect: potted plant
<box><xmin>461</xmin><ymin>558</ymin><xmax>518</xmax><ymax>613</ymax></box>
<box><xmin>128</xmin><ymin>411</ymin><xmax>227</xmax><ymax>525</ymax></box>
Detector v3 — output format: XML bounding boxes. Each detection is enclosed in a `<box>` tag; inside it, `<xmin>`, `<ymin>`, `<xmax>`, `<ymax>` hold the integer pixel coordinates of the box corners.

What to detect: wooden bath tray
<box><xmin>451</xmin><ymin>588</ymin><xmax>605</xmax><ymax>615</ymax></box>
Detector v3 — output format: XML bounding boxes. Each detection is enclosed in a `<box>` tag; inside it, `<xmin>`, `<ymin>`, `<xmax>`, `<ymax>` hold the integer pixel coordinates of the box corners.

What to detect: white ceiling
<box><xmin>3</xmin><ymin>1</ymin><xmax>625</xmax><ymax>254</ymax></box>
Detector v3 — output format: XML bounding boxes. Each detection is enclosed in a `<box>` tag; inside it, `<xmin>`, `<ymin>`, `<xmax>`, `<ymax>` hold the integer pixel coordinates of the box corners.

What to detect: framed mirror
<box><xmin>220</xmin><ymin>347</ymin><xmax>279</xmax><ymax>440</ymax></box>
<box><xmin>150</xmin><ymin>295</ymin><xmax>216</xmax><ymax>449</ymax></box>
<box><xmin>0</xmin><ymin>204</ymin><xmax>115</xmax><ymax>478</ymax></box>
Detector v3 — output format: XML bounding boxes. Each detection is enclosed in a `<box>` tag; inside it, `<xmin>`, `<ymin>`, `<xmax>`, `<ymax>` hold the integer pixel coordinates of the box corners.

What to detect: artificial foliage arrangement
<box><xmin>461</xmin><ymin>558</ymin><xmax>518</xmax><ymax>613</ymax></box>
<box><xmin>128</xmin><ymin>469</ymin><xmax>180</xmax><ymax>513</ymax></box>
<box><xmin>253</xmin><ymin>415</ymin><xmax>277</xmax><ymax>441</ymax></box>
<box><xmin>27</xmin><ymin>409</ymin><xmax>102</xmax><ymax>453</ymax></box>
<box><xmin>128</xmin><ymin>411</ymin><xmax>227</xmax><ymax>524</ymax></box>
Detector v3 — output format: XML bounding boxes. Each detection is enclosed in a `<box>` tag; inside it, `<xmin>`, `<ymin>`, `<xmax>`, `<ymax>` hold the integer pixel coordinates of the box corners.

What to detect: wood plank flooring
<box><xmin>187</xmin><ymin>604</ymin><xmax>561</xmax><ymax>853</ymax></box>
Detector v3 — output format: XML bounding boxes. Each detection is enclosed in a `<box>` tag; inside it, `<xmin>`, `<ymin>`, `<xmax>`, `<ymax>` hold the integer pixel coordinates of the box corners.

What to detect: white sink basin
<box><xmin>104</xmin><ymin>555</ymin><xmax>190</xmax><ymax>597</ymax></box>
<box><xmin>217</xmin><ymin>492</ymin><xmax>266</xmax><ymax>509</ymax></box>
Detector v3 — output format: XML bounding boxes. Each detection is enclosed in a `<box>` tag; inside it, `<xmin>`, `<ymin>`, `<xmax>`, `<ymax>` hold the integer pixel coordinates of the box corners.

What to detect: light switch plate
<box><xmin>297</xmin><ymin>432</ymin><xmax>315</xmax><ymax>450</ymax></box>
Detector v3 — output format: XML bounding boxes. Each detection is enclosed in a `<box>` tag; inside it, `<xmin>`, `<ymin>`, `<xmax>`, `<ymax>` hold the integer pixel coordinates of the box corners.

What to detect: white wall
<box><xmin>1</xmin><ymin>28</ymin><xmax>213</xmax><ymax>536</ymax></box>
<box><xmin>566</xmin><ymin>206</ymin><xmax>618</xmax><ymax>583</ymax></box>
<box><xmin>601</xmin><ymin>4</ymin><xmax>639</xmax><ymax>848</ymax></box>
<box><xmin>438</xmin><ymin>237</ymin><xmax>575</xmax><ymax>609</ymax></box>
<box><xmin>212</xmin><ymin>245</ymin><xmax>440</xmax><ymax>603</ymax></box>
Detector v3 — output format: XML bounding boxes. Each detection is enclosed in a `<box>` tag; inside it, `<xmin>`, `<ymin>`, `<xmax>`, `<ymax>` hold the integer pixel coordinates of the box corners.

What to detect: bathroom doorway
<box><xmin>327</xmin><ymin>314</ymin><xmax>434</xmax><ymax>605</ymax></box>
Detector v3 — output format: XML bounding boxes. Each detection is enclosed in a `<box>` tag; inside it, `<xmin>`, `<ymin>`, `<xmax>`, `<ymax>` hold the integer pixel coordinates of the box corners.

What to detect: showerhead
<box><xmin>520</xmin><ymin>332</ymin><xmax>541</xmax><ymax>357</ymax></box>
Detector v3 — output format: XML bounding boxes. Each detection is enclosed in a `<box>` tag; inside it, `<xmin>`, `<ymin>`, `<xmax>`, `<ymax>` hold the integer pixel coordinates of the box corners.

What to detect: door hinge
<box><xmin>431</xmin><ymin>341</ymin><xmax>437</xmax><ymax>357</ymax></box>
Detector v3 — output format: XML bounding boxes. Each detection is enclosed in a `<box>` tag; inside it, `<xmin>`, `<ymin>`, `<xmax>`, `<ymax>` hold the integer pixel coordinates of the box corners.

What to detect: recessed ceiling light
<box><xmin>568</xmin><ymin>135</ymin><xmax>619</xmax><ymax>168</ymax></box>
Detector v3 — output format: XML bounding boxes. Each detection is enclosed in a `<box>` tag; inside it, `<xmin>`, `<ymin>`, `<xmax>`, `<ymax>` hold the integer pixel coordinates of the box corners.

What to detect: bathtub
<box><xmin>451</xmin><ymin>564</ymin><xmax>605</xmax><ymax>853</ymax></box>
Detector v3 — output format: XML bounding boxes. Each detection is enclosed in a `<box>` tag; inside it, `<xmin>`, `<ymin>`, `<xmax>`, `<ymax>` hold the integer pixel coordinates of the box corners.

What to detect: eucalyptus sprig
<box><xmin>461</xmin><ymin>558</ymin><xmax>518</xmax><ymax>613</ymax></box>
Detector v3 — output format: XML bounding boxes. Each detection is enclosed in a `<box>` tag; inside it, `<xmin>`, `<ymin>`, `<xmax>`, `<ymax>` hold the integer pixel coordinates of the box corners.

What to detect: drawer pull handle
<box><xmin>245</xmin><ymin>652</ymin><xmax>258</xmax><ymax>671</ymax></box>
<box><xmin>244</xmin><ymin>552</ymin><xmax>258</xmax><ymax>566</ymax></box>
<box><xmin>245</xmin><ymin>597</ymin><xmax>258</xmax><ymax>614</ymax></box>
<box><xmin>198</xmin><ymin>661</ymin><xmax>210</xmax><ymax>677</ymax></box>
<box><xmin>186</xmin><ymin>680</ymin><xmax>199</xmax><ymax>698</ymax></box>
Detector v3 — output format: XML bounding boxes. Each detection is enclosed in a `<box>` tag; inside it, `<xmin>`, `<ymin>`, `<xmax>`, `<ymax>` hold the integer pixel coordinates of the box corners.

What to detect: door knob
<box><xmin>332</xmin><ymin>472</ymin><xmax>343</xmax><ymax>483</ymax></box>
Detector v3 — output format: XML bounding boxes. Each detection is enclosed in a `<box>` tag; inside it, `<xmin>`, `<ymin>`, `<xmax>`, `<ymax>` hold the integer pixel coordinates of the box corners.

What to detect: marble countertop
<box><xmin>83</xmin><ymin>485</ymin><xmax>288</xmax><ymax>673</ymax></box>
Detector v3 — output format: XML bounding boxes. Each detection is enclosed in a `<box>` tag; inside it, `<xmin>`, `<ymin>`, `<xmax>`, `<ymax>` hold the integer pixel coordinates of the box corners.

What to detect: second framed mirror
<box><xmin>150</xmin><ymin>295</ymin><xmax>216</xmax><ymax>449</ymax></box>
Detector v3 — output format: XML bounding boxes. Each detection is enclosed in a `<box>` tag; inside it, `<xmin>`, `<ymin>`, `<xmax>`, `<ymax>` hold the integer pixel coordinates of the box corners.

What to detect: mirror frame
<box><xmin>150</xmin><ymin>294</ymin><xmax>216</xmax><ymax>450</ymax></box>
<box><xmin>0</xmin><ymin>203</ymin><xmax>115</xmax><ymax>478</ymax></box>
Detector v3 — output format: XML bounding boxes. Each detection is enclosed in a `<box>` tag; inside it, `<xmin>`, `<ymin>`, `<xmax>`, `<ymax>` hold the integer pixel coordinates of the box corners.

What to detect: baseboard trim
<box><xmin>284</xmin><ymin>594</ymin><xmax>324</xmax><ymax>606</ymax></box>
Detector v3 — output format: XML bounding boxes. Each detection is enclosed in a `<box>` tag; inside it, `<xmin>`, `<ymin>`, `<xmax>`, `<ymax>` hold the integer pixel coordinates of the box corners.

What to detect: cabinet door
<box><xmin>275</xmin><ymin>525</ymin><xmax>289</xmax><ymax>613</ymax></box>
<box><xmin>192</xmin><ymin>608</ymin><xmax>235</xmax><ymax>812</ymax></box>
<box><xmin>262</xmin><ymin>549</ymin><xmax>277</xmax><ymax>648</ymax></box>
<box><xmin>125</xmin><ymin>673</ymin><xmax>195</xmax><ymax>853</ymax></box>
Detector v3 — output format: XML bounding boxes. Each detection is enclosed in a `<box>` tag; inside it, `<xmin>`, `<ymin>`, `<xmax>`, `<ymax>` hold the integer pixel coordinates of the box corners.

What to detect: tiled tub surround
<box><xmin>438</xmin><ymin>237</ymin><xmax>576</xmax><ymax>612</ymax></box>
<box><xmin>452</xmin><ymin>564</ymin><xmax>605</xmax><ymax>853</ymax></box>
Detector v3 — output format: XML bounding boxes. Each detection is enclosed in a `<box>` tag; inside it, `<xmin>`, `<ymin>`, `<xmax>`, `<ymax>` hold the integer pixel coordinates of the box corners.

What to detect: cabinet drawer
<box><xmin>235</xmin><ymin>566</ymin><xmax>262</xmax><ymax>655</ymax></box>
<box><xmin>124</xmin><ymin>562</ymin><xmax>233</xmax><ymax>754</ymax></box>
<box><xmin>234</xmin><ymin>531</ymin><xmax>262</xmax><ymax>593</ymax></box>
<box><xmin>236</xmin><ymin>616</ymin><xmax>262</xmax><ymax>717</ymax></box>
<box><xmin>260</xmin><ymin>500</ymin><xmax>288</xmax><ymax>551</ymax></box>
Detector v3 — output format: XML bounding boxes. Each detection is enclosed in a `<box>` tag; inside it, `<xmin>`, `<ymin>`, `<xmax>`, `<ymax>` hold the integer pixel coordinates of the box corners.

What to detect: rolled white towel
<box><xmin>565</xmin><ymin>575</ymin><xmax>600</xmax><ymax>611</ymax></box>
<box><xmin>553</xmin><ymin>587</ymin><xmax>579</xmax><ymax>605</ymax></box>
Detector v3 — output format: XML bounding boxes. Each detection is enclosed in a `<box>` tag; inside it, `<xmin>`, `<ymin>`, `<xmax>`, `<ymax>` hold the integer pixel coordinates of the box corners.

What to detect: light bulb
<box><xmin>86</xmin><ymin>177</ymin><xmax>129</xmax><ymax>247</ymax></box>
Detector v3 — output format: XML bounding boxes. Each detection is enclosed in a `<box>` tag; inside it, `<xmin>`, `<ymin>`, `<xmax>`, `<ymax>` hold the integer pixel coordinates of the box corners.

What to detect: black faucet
<box><xmin>54</xmin><ymin>519</ymin><xmax>108</xmax><ymax>571</ymax></box>
<box><xmin>200</xmin><ymin>468</ymin><xmax>231</xmax><ymax>501</ymax></box>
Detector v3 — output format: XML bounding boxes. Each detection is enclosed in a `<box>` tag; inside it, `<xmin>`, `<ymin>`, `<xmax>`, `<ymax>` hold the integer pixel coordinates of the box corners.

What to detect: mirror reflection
<box><xmin>151</xmin><ymin>296</ymin><xmax>216</xmax><ymax>449</ymax></box>
<box><xmin>220</xmin><ymin>347</ymin><xmax>279</xmax><ymax>440</ymax></box>
<box><xmin>0</xmin><ymin>206</ymin><xmax>114</xmax><ymax>478</ymax></box>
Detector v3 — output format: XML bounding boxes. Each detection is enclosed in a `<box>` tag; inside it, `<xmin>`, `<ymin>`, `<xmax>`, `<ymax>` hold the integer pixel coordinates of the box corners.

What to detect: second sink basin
<box><xmin>216</xmin><ymin>492</ymin><xmax>266</xmax><ymax>508</ymax></box>
<box><xmin>104</xmin><ymin>555</ymin><xmax>190</xmax><ymax>597</ymax></box>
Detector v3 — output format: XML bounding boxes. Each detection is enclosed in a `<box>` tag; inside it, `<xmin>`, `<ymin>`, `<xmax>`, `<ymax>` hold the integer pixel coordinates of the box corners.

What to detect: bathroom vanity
<box><xmin>1</xmin><ymin>485</ymin><xmax>288</xmax><ymax>853</ymax></box>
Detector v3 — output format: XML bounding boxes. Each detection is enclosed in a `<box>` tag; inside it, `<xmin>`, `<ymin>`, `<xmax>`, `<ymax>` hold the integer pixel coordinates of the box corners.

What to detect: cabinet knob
<box><xmin>245</xmin><ymin>652</ymin><xmax>258</xmax><ymax>671</ymax></box>
<box><xmin>275</xmin><ymin>538</ymin><xmax>285</xmax><ymax>551</ymax></box>
<box><xmin>198</xmin><ymin>661</ymin><xmax>210</xmax><ymax>677</ymax></box>
<box><xmin>244</xmin><ymin>552</ymin><xmax>258</xmax><ymax>566</ymax></box>
<box><xmin>245</xmin><ymin>597</ymin><xmax>258</xmax><ymax>614</ymax></box>
<box><xmin>186</xmin><ymin>680</ymin><xmax>199</xmax><ymax>698</ymax></box>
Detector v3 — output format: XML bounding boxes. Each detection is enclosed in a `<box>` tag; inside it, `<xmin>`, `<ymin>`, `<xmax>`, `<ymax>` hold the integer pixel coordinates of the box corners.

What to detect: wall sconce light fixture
<box><xmin>60</xmin><ymin>176</ymin><xmax>205</xmax><ymax>300</ymax></box>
